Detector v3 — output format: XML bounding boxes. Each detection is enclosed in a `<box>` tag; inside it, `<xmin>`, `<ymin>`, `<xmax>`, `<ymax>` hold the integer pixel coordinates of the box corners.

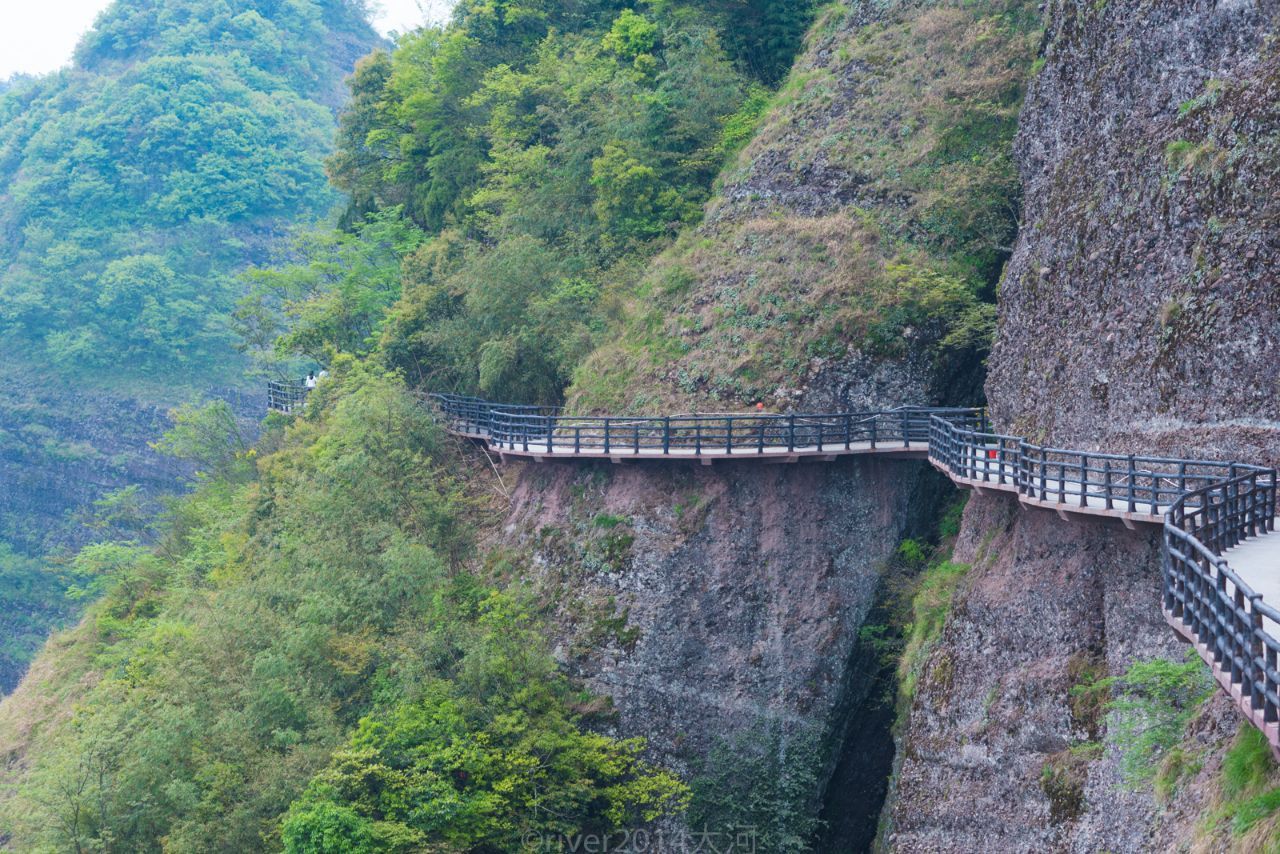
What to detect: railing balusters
<box><xmin>1080</xmin><ymin>452</ymin><xmax>1088</xmax><ymax>508</ymax></box>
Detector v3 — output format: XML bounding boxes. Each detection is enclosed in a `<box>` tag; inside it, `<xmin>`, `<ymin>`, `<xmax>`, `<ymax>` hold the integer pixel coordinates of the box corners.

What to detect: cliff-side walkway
<box><xmin>270</xmin><ymin>387</ymin><xmax>1280</xmax><ymax>754</ymax></box>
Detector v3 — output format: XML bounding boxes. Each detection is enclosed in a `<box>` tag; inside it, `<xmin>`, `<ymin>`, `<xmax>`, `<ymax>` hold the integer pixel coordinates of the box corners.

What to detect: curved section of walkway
<box><xmin>274</xmin><ymin>385</ymin><xmax>1280</xmax><ymax>751</ymax></box>
<box><xmin>929</xmin><ymin>412</ymin><xmax>1280</xmax><ymax>751</ymax></box>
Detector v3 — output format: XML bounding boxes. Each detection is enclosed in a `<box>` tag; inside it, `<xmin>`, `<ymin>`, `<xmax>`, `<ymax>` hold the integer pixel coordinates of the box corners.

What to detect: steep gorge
<box><xmin>5</xmin><ymin>0</ymin><xmax>1280</xmax><ymax>849</ymax></box>
<box><xmin>511</xmin><ymin>0</ymin><xmax>1042</xmax><ymax>841</ymax></box>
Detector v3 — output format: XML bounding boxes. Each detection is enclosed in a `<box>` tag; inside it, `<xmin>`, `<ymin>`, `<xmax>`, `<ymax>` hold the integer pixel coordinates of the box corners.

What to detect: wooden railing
<box><xmin>930</xmin><ymin>412</ymin><xmax>1279</xmax><ymax>747</ymax></box>
<box><xmin>928</xmin><ymin>417</ymin><xmax>1271</xmax><ymax>518</ymax></box>
<box><xmin>431</xmin><ymin>393</ymin><xmax>980</xmax><ymax>457</ymax></box>
<box><xmin>288</xmin><ymin>388</ymin><xmax>1280</xmax><ymax>747</ymax></box>
<box><xmin>1163</xmin><ymin>470</ymin><xmax>1280</xmax><ymax>733</ymax></box>
<box><xmin>267</xmin><ymin>379</ymin><xmax>310</xmax><ymax>414</ymax></box>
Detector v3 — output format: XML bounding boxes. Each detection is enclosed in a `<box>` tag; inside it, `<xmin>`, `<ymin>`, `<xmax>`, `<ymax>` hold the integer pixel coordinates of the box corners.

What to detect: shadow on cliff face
<box><xmin>817</xmin><ymin>589</ymin><xmax>901</xmax><ymax>851</ymax></box>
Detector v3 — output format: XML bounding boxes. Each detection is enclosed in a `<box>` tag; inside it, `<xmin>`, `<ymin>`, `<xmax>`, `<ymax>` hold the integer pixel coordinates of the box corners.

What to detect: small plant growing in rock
<box><xmin>1080</xmin><ymin>651</ymin><xmax>1213</xmax><ymax>787</ymax></box>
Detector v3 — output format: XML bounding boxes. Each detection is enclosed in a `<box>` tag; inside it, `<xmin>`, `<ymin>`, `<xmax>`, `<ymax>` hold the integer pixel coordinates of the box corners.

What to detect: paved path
<box><xmin>495</xmin><ymin>440</ymin><xmax>930</xmax><ymax>463</ymax></box>
<box><xmin>1226</xmin><ymin>527</ymin><xmax>1280</xmax><ymax>634</ymax></box>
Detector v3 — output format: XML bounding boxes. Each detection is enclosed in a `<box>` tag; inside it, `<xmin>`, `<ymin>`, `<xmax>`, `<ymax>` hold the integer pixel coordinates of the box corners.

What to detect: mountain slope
<box><xmin>0</xmin><ymin>0</ymin><xmax>381</xmax><ymax>693</ymax></box>
<box><xmin>0</xmin><ymin>0</ymin><xmax>377</xmax><ymax>375</ymax></box>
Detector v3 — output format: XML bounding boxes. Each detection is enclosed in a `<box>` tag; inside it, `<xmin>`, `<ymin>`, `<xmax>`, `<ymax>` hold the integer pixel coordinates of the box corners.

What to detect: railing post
<box><xmin>845</xmin><ymin>413</ymin><xmax>852</xmax><ymax>451</ymax></box>
<box><xmin>663</xmin><ymin>418</ymin><xmax>670</xmax><ymax>455</ymax></box>
<box><xmin>1233</xmin><ymin>585</ymin><xmax>1247</xmax><ymax>686</ymax></box>
<box><xmin>1264</xmin><ymin>468</ymin><xmax>1274</xmax><ymax>527</ymax></box>
<box><xmin>604</xmin><ymin>419</ymin><xmax>611</xmax><ymax>454</ymax></box>
<box><xmin>547</xmin><ymin>417</ymin><xmax>554</xmax><ymax>454</ymax></box>
<box><xmin>695</xmin><ymin>422</ymin><xmax>702</xmax><ymax>456</ymax></box>
<box><xmin>634</xmin><ymin>423</ymin><xmax>641</xmax><ymax>455</ymax></box>
<box><xmin>1034</xmin><ymin>448</ymin><xmax>1044</xmax><ymax>501</ymax></box>
<box><xmin>1249</xmin><ymin>596</ymin><xmax>1265</xmax><ymax>714</ymax></box>
<box><xmin>1249</xmin><ymin>473</ymin><xmax>1260</xmax><ymax>538</ymax></box>
<box><xmin>1127</xmin><ymin>455</ymin><xmax>1137</xmax><ymax>513</ymax></box>
<box><xmin>1265</xmin><ymin>606</ymin><xmax>1280</xmax><ymax>724</ymax></box>
<box><xmin>1215</xmin><ymin>562</ymin><xmax>1231</xmax><ymax>666</ymax></box>
<box><xmin>901</xmin><ymin>410</ymin><xmax>909</xmax><ymax>448</ymax></box>
<box><xmin>575</xmin><ymin>425</ymin><xmax>581</xmax><ymax>454</ymax></box>
<box><xmin>788</xmin><ymin>415</ymin><xmax>795</xmax><ymax>453</ymax></box>
<box><xmin>757</xmin><ymin>418</ymin><xmax>765</xmax><ymax>455</ymax></box>
<box><xmin>1103</xmin><ymin>460</ymin><xmax>1113</xmax><ymax>510</ymax></box>
<box><xmin>726</xmin><ymin>418</ymin><xmax>733</xmax><ymax>455</ymax></box>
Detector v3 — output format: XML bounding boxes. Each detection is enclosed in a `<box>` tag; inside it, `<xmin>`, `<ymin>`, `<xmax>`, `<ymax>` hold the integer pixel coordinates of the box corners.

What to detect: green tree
<box><xmin>283</xmin><ymin>597</ymin><xmax>688</xmax><ymax>852</ymax></box>
<box><xmin>0</xmin><ymin>0</ymin><xmax>379</xmax><ymax>377</ymax></box>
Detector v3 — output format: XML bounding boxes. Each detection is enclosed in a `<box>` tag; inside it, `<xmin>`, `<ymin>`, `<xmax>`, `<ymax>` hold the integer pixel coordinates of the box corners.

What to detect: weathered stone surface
<box><xmin>500</xmin><ymin>454</ymin><xmax>949</xmax><ymax>829</ymax></box>
<box><xmin>893</xmin><ymin>2</ymin><xmax>1280</xmax><ymax>849</ymax></box>
<box><xmin>890</xmin><ymin>494</ymin><xmax>1190</xmax><ymax>851</ymax></box>
<box><xmin>990</xmin><ymin>0</ymin><xmax>1280</xmax><ymax>462</ymax></box>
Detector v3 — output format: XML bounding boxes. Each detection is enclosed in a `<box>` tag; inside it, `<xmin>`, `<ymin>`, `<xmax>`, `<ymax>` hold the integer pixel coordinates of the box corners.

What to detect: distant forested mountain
<box><xmin>0</xmin><ymin>0</ymin><xmax>379</xmax><ymax>378</ymax></box>
<box><xmin>0</xmin><ymin>0</ymin><xmax>381</xmax><ymax>693</ymax></box>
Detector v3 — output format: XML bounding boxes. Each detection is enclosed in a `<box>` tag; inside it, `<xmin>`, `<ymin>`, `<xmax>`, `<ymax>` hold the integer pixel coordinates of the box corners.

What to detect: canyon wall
<box><xmin>891</xmin><ymin>2</ymin><xmax>1280</xmax><ymax>850</ymax></box>
<box><xmin>498</xmin><ymin>453</ymin><xmax>947</xmax><ymax>841</ymax></box>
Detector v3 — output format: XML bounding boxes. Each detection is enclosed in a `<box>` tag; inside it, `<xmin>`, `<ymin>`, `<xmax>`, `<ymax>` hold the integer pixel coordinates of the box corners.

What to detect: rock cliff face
<box><xmin>990</xmin><ymin>0</ymin><xmax>1280</xmax><ymax>464</ymax></box>
<box><xmin>0</xmin><ymin>369</ymin><xmax>184</xmax><ymax>553</ymax></box>
<box><xmin>891</xmin><ymin>2</ymin><xmax>1280</xmax><ymax>850</ymax></box>
<box><xmin>499</xmin><ymin>455</ymin><xmax>947</xmax><ymax>839</ymax></box>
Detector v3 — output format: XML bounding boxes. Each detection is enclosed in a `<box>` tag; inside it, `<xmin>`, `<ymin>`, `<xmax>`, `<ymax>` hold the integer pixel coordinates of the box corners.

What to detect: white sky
<box><xmin>0</xmin><ymin>0</ymin><xmax>454</xmax><ymax>80</ymax></box>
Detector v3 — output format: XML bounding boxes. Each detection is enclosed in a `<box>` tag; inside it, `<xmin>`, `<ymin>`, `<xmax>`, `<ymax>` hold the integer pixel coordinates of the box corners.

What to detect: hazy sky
<box><xmin>0</xmin><ymin>0</ymin><xmax>454</xmax><ymax>80</ymax></box>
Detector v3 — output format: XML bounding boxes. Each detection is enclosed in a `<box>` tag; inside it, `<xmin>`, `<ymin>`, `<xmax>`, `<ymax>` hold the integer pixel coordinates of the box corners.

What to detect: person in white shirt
<box><xmin>305</xmin><ymin>373</ymin><xmax>317</xmax><ymax>389</ymax></box>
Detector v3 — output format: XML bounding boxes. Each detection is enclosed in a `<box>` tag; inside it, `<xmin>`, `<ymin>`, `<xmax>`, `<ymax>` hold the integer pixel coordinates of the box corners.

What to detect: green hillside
<box><xmin>0</xmin><ymin>0</ymin><xmax>381</xmax><ymax>694</ymax></box>
<box><xmin>0</xmin><ymin>0</ymin><xmax>376</xmax><ymax>378</ymax></box>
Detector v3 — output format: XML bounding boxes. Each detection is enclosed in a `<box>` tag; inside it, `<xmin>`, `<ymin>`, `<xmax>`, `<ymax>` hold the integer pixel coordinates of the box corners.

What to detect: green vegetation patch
<box><xmin>1078</xmin><ymin>652</ymin><xmax>1214</xmax><ymax>787</ymax></box>
<box><xmin>1198</xmin><ymin>726</ymin><xmax>1280</xmax><ymax>846</ymax></box>
<box><xmin>0</xmin><ymin>368</ymin><xmax>686</xmax><ymax>851</ymax></box>
<box><xmin>0</xmin><ymin>0</ymin><xmax>377</xmax><ymax>379</ymax></box>
<box><xmin>568</xmin><ymin>0</ymin><xmax>1042</xmax><ymax>412</ymax></box>
<box><xmin>687</xmin><ymin>722</ymin><xmax>826</xmax><ymax>853</ymax></box>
